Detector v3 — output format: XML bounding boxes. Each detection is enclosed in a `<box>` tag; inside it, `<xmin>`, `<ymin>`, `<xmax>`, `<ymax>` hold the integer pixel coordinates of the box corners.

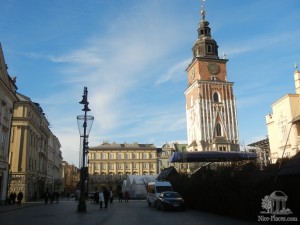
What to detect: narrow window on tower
<box><xmin>216</xmin><ymin>123</ymin><xmax>222</xmax><ymax>137</ymax></box>
<box><xmin>213</xmin><ymin>92</ymin><xmax>220</xmax><ymax>102</ymax></box>
<box><xmin>207</xmin><ymin>44</ymin><xmax>213</xmax><ymax>53</ymax></box>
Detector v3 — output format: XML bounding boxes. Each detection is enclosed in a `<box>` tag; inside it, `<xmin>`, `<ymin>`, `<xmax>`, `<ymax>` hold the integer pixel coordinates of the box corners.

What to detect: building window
<box><xmin>125</xmin><ymin>153</ymin><xmax>130</xmax><ymax>159</ymax></box>
<box><xmin>216</xmin><ymin>123</ymin><xmax>222</xmax><ymax>137</ymax></box>
<box><xmin>143</xmin><ymin>153</ymin><xmax>147</xmax><ymax>159</ymax></box>
<box><xmin>149</xmin><ymin>163</ymin><xmax>154</xmax><ymax>169</ymax></box>
<box><xmin>101</xmin><ymin>164</ymin><xmax>106</xmax><ymax>170</ymax></box>
<box><xmin>125</xmin><ymin>163</ymin><xmax>130</xmax><ymax>170</ymax></box>
<box><xmin>207</xmin><ymin>44</ymin><xmax>213</xmax><ymax>53</ymax></box>
<box><xmin>94</xmin><ymin>164</ymin><xmax>99</xmax><ymax>170</ymax></box>
<box><xmin>117</xmin><ymin>163</ymin><xmax>123</xmax><ymax>169</ymax></box>
<box><xmin>218</xmin><ymin>146</ymin><xmax>227</xmax><ymax>151</ymax></box>
<box><xmin>132</xmin><ymin>153</ymin><xmax>136</xmax><ymax>159</ymax></box>
<box><xmin>143</xmin><ymin>163</ymin><xmax>147</xmax><ymax>169</ymax></box>
<box><xmin>102</xmin><ymin>153</ymin><xmax>106</xmax><ymax>159</ymax></box>
<box><xmin>95</xmin><ymin>153</ymin><xmax>100</xmax><ymax>159</ymax></box>
<box><xmin>117</xmin><ymin>153</ymin><xmax>122</xmax><ymax>159</ymax></box>
<box><xmin>213</xmin><ymin>92</ymin><xmax>220</xmax><ymax>102</ymax></box>
<box><xmin>109</xmin><ymin>153</ymin><xmax>114</xmax><ymax>159</ymax></box>
<box><xmin>109</xmin><ymin>163</ymin><xmax>114</xmax><ymax>170</ymax></box>
<box><xmin>133</xmin><ymin>163</ymin><xmax>137</xmax><ymax>169</ymax></box>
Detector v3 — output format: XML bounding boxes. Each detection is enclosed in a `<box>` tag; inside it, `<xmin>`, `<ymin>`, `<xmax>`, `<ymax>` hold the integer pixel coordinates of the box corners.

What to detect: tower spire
<box><xmin>192</xmin><ymin>0</ymin><xmax>219</xmax><ymax>59</ymax></box>
<box><xmin>201</xmin><ymin>0</ymin><xmax>206</xmax><ymax>21</ymax></box>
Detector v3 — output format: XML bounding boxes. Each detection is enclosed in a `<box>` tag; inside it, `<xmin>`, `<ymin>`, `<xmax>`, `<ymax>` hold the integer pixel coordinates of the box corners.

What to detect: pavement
<box><xmin>0</xmin><ymin>198</ymin><xmax>263</xmax><ymax>225</ymax></box>
<box><xmin>0</xmin><ymin>199</ymin><xmax>45</xmax><ymax>213</ymax></box>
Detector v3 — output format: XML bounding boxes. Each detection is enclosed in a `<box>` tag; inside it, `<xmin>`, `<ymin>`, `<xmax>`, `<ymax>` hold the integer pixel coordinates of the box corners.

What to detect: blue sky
<box><xmin>1</xmin><ymin>0</ymin><xmax>299</xmax><ymax>166</ymax></box>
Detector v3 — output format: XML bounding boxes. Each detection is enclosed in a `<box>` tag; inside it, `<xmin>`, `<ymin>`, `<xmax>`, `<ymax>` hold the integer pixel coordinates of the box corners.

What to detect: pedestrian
<box><xmin>13</xmin><ymin>192</ymin><xmax>17</xmax><ymax>204</ymax></box>
<box><xmin>9</xmin><ymin>192</ymin><xmax>14</xmax><ymax>204</ymax></box>
<box><xmin>99</xmin><ymin>191</ymin><xmax>104</xmax><ymax>209</ymax></box>
<box><xmin>17</xmin><ymin>191</ymin><xmax>23</xmax><ymax>204</ymax></box>
<box><xmin>50</xmin><ymin>192</ymin><xmax>54</xmax><ymax>204</ymax></box>
<box><xmin>124</xmin><ymin>190</ymin><xmax>129</xmax><ymax>203</ymax></box>
<box><xmin>94</xmin><ymin>191</ymin><xmax>99</xmax><ymax>204</ymax></box>
<box><xmin>103</xmin><ymin>187</ymin><xmax>110</xmax><ymax>208</ymax></box>
<box><xmin>45</xmin><ymin>189</ymin><xmax>50</xmax><ymax>204</ymax></box>
<box><xmin>109</xmin><ymin>188</ymin><xmax>114</xmax><ymax>204</ymax></box>
<box><xmin>118</xmin><ymin>192</ymin><xmax>123</xmax><ymax>202</ymax></box>
<box><xmin>55</xmin><ymin>192</ymin><xmax>60</xmax><ymax>203</ymax></box>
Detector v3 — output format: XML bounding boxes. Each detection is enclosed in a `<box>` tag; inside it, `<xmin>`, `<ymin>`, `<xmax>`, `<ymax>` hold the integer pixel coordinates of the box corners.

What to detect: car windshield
<box><xmin>156</xmin><ymin>186</ymin><xmax>173</xmax><ymax>192</ymax></box>
<box><xmin>163</xmin><ymin>192</ymin><xmax>180</xmax><ymax>198</ymax></box>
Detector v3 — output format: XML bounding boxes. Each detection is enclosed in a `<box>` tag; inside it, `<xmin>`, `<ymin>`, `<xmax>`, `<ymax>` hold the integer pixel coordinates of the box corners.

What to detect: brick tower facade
<box><xmin>185</xmin><ymin>3</ymin><xmax>239</xmax><ymax>152</ymax></box>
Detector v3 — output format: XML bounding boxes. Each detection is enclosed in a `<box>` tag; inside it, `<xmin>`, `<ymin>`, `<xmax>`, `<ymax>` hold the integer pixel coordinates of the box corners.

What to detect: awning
<box><xmin>170</xmin><ymin>151</ymin><xmax>257</xmax><ymax>163</ymax></box>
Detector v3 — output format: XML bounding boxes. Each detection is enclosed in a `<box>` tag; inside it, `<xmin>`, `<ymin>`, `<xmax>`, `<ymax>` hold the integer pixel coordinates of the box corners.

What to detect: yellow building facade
<box><xmin>87</xmin><ymin>142</ymin><xmax>157</xmax><ymax>192</ymax></box>
<box><xmin>266</xmin><ymin>66</ymin><xmax>300</xmax><ymax>163</ymax></box>
<box><xmin>9</xmin><ymin>93</ymin><xmax>62</xmax><ymax>202</ymax></box>
<box><xmin>62</xmin><ymin>161</ymin><xmax>80</xmax><ymax>196</ymax></box>
<box><xmin>0</xmin><ymin>43</ymin><xmax>18</xmax><ymax>204</ymax></box>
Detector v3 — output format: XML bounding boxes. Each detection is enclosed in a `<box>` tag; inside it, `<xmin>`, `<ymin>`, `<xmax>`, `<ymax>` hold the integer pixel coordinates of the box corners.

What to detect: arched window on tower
<box><xmin>216</xmin><ymin>123</ymin><xmax>222</xmax><ymax>137</ymax></box>
<box><xmin>207</xmin><ymin>44</ymin><xmax>213</xmax><ymax>53</ymax></box>
<box><xmin>213</xmin><ymin>92</ymin><xmax>220</xmax><ymax>102</ymax></box>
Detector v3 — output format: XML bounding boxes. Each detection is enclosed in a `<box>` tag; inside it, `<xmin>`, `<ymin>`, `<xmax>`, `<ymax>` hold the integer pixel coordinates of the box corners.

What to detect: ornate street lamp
<box><xmin>77</xmin><ymin>87</ymin><xmax>94</xmax><ymax>212</ymax></box>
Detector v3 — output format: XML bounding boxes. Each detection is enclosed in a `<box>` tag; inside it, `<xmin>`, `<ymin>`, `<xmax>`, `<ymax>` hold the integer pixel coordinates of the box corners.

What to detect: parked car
<box><xmin>157</xmin><ymin>191</ymin><xmax>185</xmax><ymax>211</ymax></box>
<box><xmin>147</xmin><ymin>181</ymin><xmax>173</xmax><ymax>207</ymax></box>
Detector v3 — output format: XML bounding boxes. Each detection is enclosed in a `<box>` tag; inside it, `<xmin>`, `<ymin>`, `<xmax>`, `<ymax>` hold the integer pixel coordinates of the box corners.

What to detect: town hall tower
<box><xmin>185</xmin><ymin>3</ymin><xmax>239</xmax><ymax>152</ymax></box>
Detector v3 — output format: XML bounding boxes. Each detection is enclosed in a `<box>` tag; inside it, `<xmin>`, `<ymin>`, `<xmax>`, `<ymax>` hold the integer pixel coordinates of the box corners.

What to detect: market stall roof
<box><xmin>169</xmin><ymin>151</ymin><xmax>257</xmax><ymax>163</ymax></box>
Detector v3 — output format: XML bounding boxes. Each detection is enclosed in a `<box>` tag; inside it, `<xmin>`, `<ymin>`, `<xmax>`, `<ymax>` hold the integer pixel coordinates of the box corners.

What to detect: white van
<box><xmin>146</xmin><ymin>180</ymin><xmax>173</xmax><ymax>207</ymax></box>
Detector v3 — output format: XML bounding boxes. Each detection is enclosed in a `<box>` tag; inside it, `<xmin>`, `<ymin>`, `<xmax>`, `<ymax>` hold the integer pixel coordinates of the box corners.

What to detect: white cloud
<box><xmin>155</xmin><ymin>58</ymin><xmax>191</xmax><ymax>85</ymax></box>
<box><xmin>37</xmin><ymin>2</ymin><xmax>190</xmax><ymax>165</ymax></box>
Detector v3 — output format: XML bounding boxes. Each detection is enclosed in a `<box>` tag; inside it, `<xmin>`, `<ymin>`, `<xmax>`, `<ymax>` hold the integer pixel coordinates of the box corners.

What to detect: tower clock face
<box><xmin>207</xmin><ymin>63</ymin><xmax>220</xmax><ymax>75</ymax></box>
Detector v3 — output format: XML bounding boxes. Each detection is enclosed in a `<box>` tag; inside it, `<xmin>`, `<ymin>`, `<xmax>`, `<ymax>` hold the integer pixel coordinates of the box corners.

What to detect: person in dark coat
<box><xmin>103</xmin><ymin>187</ymin><xmax>110</xmax><ymax>208</ymax></box>
<box><xmin>45</xmin><ymin>189</ymin><xmax>50</xmax><ymax>204</ymax></box>
<box><xmin>118</xmin><ymin>192</ymin><xmax>123</xmax><ymax>202</ymax></box>
<box><xmin>124</xmin><ymin>190</ymin><xmax>129</xmax><ymax>202</ymax></box>
<box><xmin>13</xmin><ymin>192</ymin><xmax>17</xmax><ymax>204</ymax></box>
<box><xmin>17</xmin><ymin>191</ymin><xmax>23</xmax><ymax>204</ymax></box>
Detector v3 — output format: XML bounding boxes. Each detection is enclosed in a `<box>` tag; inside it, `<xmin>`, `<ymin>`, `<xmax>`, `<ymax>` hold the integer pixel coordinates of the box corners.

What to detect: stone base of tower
<box><xmin>187</xmin><ymin>139</ymin><xmax>240</xmax><ymax>152</ymax></box>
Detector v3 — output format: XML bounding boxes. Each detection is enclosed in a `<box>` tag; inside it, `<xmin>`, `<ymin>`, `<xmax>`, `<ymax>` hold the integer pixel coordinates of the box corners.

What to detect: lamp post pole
<box><xmin>77</xmin><ymin>87</ymin><xmax>93</xmax><ymax>212</ymax></box>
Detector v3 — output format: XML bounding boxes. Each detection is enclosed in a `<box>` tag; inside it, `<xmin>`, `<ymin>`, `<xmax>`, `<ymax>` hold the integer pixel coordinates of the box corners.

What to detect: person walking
<box><xmin>45</xmin><ymin>189</ymin><xmax>50</xmax><ymax>204</ymax></box>
<box><xmin>9</xmin><ymin>192</ymin><xmax>14</xmax><ymax>204</ymax></box>
<box><xmin>118</xmin><ymin>192</ymin><xmax>123</xmax><ymax>202</ymax></box>
<box><xmin>99</xmin><ymin>191</ymin><xmax>104</xmax><ymax>209</ymax></box>
<box><xmin>17</xmin><ymin>191</ymin><xmax>23</xmax><ymax>204</ymax></box>
<box><xmin>12</xmin><ymin>192</ymin><xmax>16</xmax><ymax>204</ymax></box>
<box><xmin>103</xmin><ymin>187</ymin><xmax>109</xmax><ymax>208</ymax></box>
<box><xmin>109</xmin><ymin>188</ymin><xmax>114</xmax><ymax>204</ymax></box>
<box><xmin>124</xmin><ymin>190</ymin><xmax>129</xmax><ymax>203</ymax></box>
